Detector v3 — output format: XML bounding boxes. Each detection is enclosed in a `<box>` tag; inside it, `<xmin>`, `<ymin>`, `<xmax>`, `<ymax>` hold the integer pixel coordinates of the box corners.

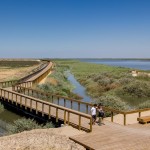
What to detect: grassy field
<box><xmin>0</xmin><ymin>60</ymin><xmax>39</xmax><ymax>68</ymax></box>
<box><xmin>53</xmin><ymin>59</ymin><xmax>150</xmax><ymax>110</ymax></box>
<box><xmin>0</xmin><ymin>60</ymin><xmax>40</xmax><ymax>81</ymax></box>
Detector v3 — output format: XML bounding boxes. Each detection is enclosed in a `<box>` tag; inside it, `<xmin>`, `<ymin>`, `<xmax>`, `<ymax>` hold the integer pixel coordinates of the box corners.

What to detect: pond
<box><xmin>79</xmin><ymin>59</ymin><xmax>150</xmax><ymax>70</ymax></box>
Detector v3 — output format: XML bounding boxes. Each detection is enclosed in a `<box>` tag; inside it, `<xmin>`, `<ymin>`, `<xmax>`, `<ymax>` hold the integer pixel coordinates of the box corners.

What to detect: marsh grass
<box><xmin>54</xmin><ymin>59</ymin><xmax>150</xmax><ymax>110</ymax></box>
<box><xmin>0</xmin><ymin>103</ymin><xmax>4</xmax><ymax>113</ymax></box>
<box><xmin>7</xmin><ymin>118</ymin><xmax>54</xmax><ymax>134</ymax></box>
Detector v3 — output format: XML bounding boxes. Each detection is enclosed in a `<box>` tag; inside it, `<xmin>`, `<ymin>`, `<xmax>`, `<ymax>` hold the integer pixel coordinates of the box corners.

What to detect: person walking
<box><xmin>91</xmin><ymin>104</ymin><xmax>97</xmax><ymax>125</ymax></box>
<box><xmin>97</xmin><ymin>103</ymin><xmax>105</xmax><ymax>126</ymax></box>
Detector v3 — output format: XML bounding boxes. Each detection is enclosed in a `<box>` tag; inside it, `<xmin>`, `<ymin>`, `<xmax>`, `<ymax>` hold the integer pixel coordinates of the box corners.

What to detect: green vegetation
<box><xmin>37</xmin><ymin>64</ymin><xmax>82</xmax><ymax>99</ymax></box>
<box><xmin>138</xmin><ymin>100</ymin><xmax>150</xmax><ymax>109</ymax></box>
<box><xmin>7</xmin><ymin>118</ymin><xmax>54</xmax><ymax>134</ymax></box>
<box><xmin>54</xmin><ymin>59</ymin><xmax>150</xmax><ymax>110</ymax></box>
<box><xmin>0</xmin><ymin>103</ymin><xmax>4</xmax><ymax>113</ymax></box>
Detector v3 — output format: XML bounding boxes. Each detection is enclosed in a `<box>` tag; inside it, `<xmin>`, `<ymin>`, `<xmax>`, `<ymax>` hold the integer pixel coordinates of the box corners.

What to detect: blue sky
<box><xmin>0</xmin><ymin>0</ymin><xmax>150</xmax><ymax>58</ymax></box>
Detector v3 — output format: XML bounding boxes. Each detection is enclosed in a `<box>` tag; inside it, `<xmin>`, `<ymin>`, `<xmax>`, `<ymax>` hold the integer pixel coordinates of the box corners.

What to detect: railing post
<box><xmin>49</xmin><ymin>105</ymin><xmax>51</xmax><ymax>119</ymax></box>
<box><xmin>42</xmin><ymin>103</ymin><xmax>44</xmax><ymax>116</ymax></box>
<box><xmin>20</xmin><ymin>96</ymin><xmax>22</xmax><ymax>107</ymax></box>
<box><xmin>68</xmin><ymin>112</ymin><xmax>70</xmax><ymax>125</ymax></box>
<box><xmin>124</xmin><ymin>113</ymin><xmax>126</xmax><ymax>125</ymax></box>
<box><xmin>8</xmin><ymin>92</ymin><xmax>9</xmax><ymax>102</ymax></box>
<box><xmin>0</xmin><ymin>89</ymin><xmax>1</xmax><ymax>98</ymax></box>
<box><xmin>79</xmin><ymin>116</ymin><xmax>81</xmax><ymax>130</ymax></box>
<box><xmin>11</xmin><ymin>93</ymin><xmax>13</xmax><ymax>104</ymax></box>
<box><xmin>64</xmin><ymin>110</ymin><xmax>66</xmax><ymax>125</ymax></box>
<box><xmin>16</xmin><ymin>94</ymin><xmax>17</xmax><ymax>105</ymax></box>
<box><xmin>90</xmin><ymin>117</ymin><xmax>92</xmax><ymax>132</ymax></box>
<box><xmin>111</xmin><ymin>111</ymin><xmax>114</xmax><ymax>122</ymax></box>
<box><xmin>139</xmin><ymin>112</ymin><xmax>141</xmax><ymax>118</ymax></box>
<box><xmin>56</xmin><ymin>108</ymin><xmax>58</xmax><ymax>122</ymax></box>
<box><xmin>86</xmin><ymin>104</ymin><xmax>88</xmax><ymax>114</ymax></box>
<box><xmin>36</xmin><ymin>101</ymin><xmax>38</xmax><ymax>114</ymax></box>
<box><xmin>30</xmin><ymin>100</ymin><xmax>32</xmax><ymax>112</ymax></box>
<box><xmin>4</xmin><ymin>91</ymin><xmax>5</xmax><ymax>100</ymax></box>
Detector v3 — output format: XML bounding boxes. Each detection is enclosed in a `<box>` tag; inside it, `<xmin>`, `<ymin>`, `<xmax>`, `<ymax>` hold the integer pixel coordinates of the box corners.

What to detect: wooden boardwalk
<box><xmin>70</xmin><ymin>121</ymin><xmax>150</xmax><ymax>150</ymax></box>
<box><xmin>0</xmin><ymin>88</ymin><xmax>92</xmax><ymax>132</ymax></box>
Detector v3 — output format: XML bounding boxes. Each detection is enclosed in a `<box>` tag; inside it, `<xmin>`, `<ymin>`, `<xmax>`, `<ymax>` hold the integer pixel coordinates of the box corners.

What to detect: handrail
<box><xmin>0</xmin><ymin>61</ymin><xmax>49</xmax><ymax>88</ymax></box>
<box><xmin>14</xmin><ymin>85</ymin><xmax>126</xmax><ymax>113</ymax></box>
<box><xmin>0</xmin><ymin>88</ymin><xmax>92</xmax><ymax>132</ymax></box>
<box><xmin>0</xmin><ymin>80</ymin><xmax>18</xmax><ymax>88</ymax></box>
<box><xmin>13</xmin><ymin>61</ymin><xmax>53</xmax><ymax>88</ymax></box>
<box><xmin>19</xmin><ymin>61</ymin><xmax>49</xmax><ymax>83</ymax></box>
<box><xmin>13</xmin><ymin>85</ymin><xmax>150</xmax><ymax>126</ymax></box>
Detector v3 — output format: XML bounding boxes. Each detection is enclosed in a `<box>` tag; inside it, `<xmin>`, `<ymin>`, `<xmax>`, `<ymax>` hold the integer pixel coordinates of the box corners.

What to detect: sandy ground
<box><xmin>0</xmin><ymin>126</ymin><xmax>86</xmax><ymax>150</ymax></box>
<box><xmin>0</xmin><ymin>65</ymin><xmax>39</xmax><ymax>81</ymax></box>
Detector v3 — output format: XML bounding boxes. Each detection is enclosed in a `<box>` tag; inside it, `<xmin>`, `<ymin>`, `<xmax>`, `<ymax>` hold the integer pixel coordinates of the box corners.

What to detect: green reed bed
<box><xmin>54</xmin><ymin>59</ymin><xmax>150</xmax><ymax>110</ymax></box>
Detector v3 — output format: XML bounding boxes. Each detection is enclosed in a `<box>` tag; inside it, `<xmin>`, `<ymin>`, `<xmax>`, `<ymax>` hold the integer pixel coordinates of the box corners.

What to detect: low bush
<box><xmin>122</xmin><ymin>81</ymin><xmax>150</xmax><ymax>98</ymax></box>
<box><xmin>95</xmin><ymin>95</ymin><xmax>128</xmax><ymax>111</ymax></box>
<box><xmin>7</xmin><ymin>118</ymin><xmax>54</xmax><ymax>134</ymax></box>
<box><xmin>138</xmin><ymin>100</ymin><xmax>150</xmax><ymax>109</ymax></box>
<box><xmin>0</xmin><ymin>103</ymin><xmax>4</xmax><ymax>113</ymax></box>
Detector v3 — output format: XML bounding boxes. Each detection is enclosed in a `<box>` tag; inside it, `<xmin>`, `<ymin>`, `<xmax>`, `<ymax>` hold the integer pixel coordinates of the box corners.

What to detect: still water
<box><xmin>0</xmin><ymin>109</ymin><xmax>22</xmax><ymax>136</ymax></box>
<box><xmin>79</xmin><ymin>59</ymin><xmax>150</xmax><ymax>70</ymax></box>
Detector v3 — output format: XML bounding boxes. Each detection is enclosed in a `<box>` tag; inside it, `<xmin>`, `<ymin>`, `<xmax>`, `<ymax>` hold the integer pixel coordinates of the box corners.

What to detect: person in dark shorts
<box><xmin>91</xmin><ymin>104</ymin><xmax>97</xmax><ymax>125</ymax></box>
<box><xmin>97</xmin><ymin>103</ymin><xmax>105</xmax><ymax>125</ymax></box>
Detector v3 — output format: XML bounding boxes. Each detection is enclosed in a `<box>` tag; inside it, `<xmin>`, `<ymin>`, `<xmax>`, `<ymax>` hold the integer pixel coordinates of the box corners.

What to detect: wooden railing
<box><xmin>19</xmin><ymin>61</ymin><xmax>49</xmax><ymax>83</ymax></box>
<box><xmin>0</xmin><ymin>80</ymin><xmax>18</xmax><ymax>88</ymax></box>
<box><xmin>0</xmin><ymin>61</ymin><xmax>50</xmax><ymax>89</ymax></box>
<box><xmin>12</xmin><ymin>61</ymin><xmax>53</xmax><ymax>89</ymax></box>
<box><xmin>12</xmin><ymin>85</ymin><xmax>150</xmax><ymax>126</ymax></box>
<box><xmin>0</xmin><ymin>88</ymin><xmax>92</xmax><ymax>132</ymax></box>
<box><xmin>13</xmin><ymin>85</ymin><xmax>92</xmax><ymax>113</ymax></box>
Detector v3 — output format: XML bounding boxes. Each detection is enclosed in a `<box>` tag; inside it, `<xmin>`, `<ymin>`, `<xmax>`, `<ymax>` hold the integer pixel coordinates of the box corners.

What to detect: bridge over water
<box><xmin>0</xmin><ymin>60</ymin><xmax>150</xmax><ymax>150</ymax></box>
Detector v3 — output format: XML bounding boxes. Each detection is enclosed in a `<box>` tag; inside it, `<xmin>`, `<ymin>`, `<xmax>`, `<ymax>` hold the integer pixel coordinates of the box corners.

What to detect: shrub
<box><xmin>7</xmin><ymin>118</ymin><xmax>54</xmax><ymax>134</ymax></box>
<box><xmin>138</xmin><ymin>100</ymin><xmax>150</xmax><ymax>109</ymax></box>
<box><xmin>95</xmin><ymin>95</ymin><xmax>128</xmax><ymax>111</ymax></box>
<box><xmin>118</xmin><ymin>77</ymin><xmax>134</xmax><ymax>85</ymax></box>
<box><xmin>122</xmin><ymin>81</ymin><xmax>150</xmax><ymax>98</ymax></box>
<box><xmin>0</xmin><ymin>103</ymin><xmax>4</xmax><ymax>113</ymax></box>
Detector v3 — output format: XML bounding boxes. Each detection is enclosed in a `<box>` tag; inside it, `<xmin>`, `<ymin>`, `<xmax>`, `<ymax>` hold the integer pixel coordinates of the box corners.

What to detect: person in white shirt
<box><xmin>91</xmin><ymin>104</ymin><xmax>97</xmax><ymax>125</ymax></box>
